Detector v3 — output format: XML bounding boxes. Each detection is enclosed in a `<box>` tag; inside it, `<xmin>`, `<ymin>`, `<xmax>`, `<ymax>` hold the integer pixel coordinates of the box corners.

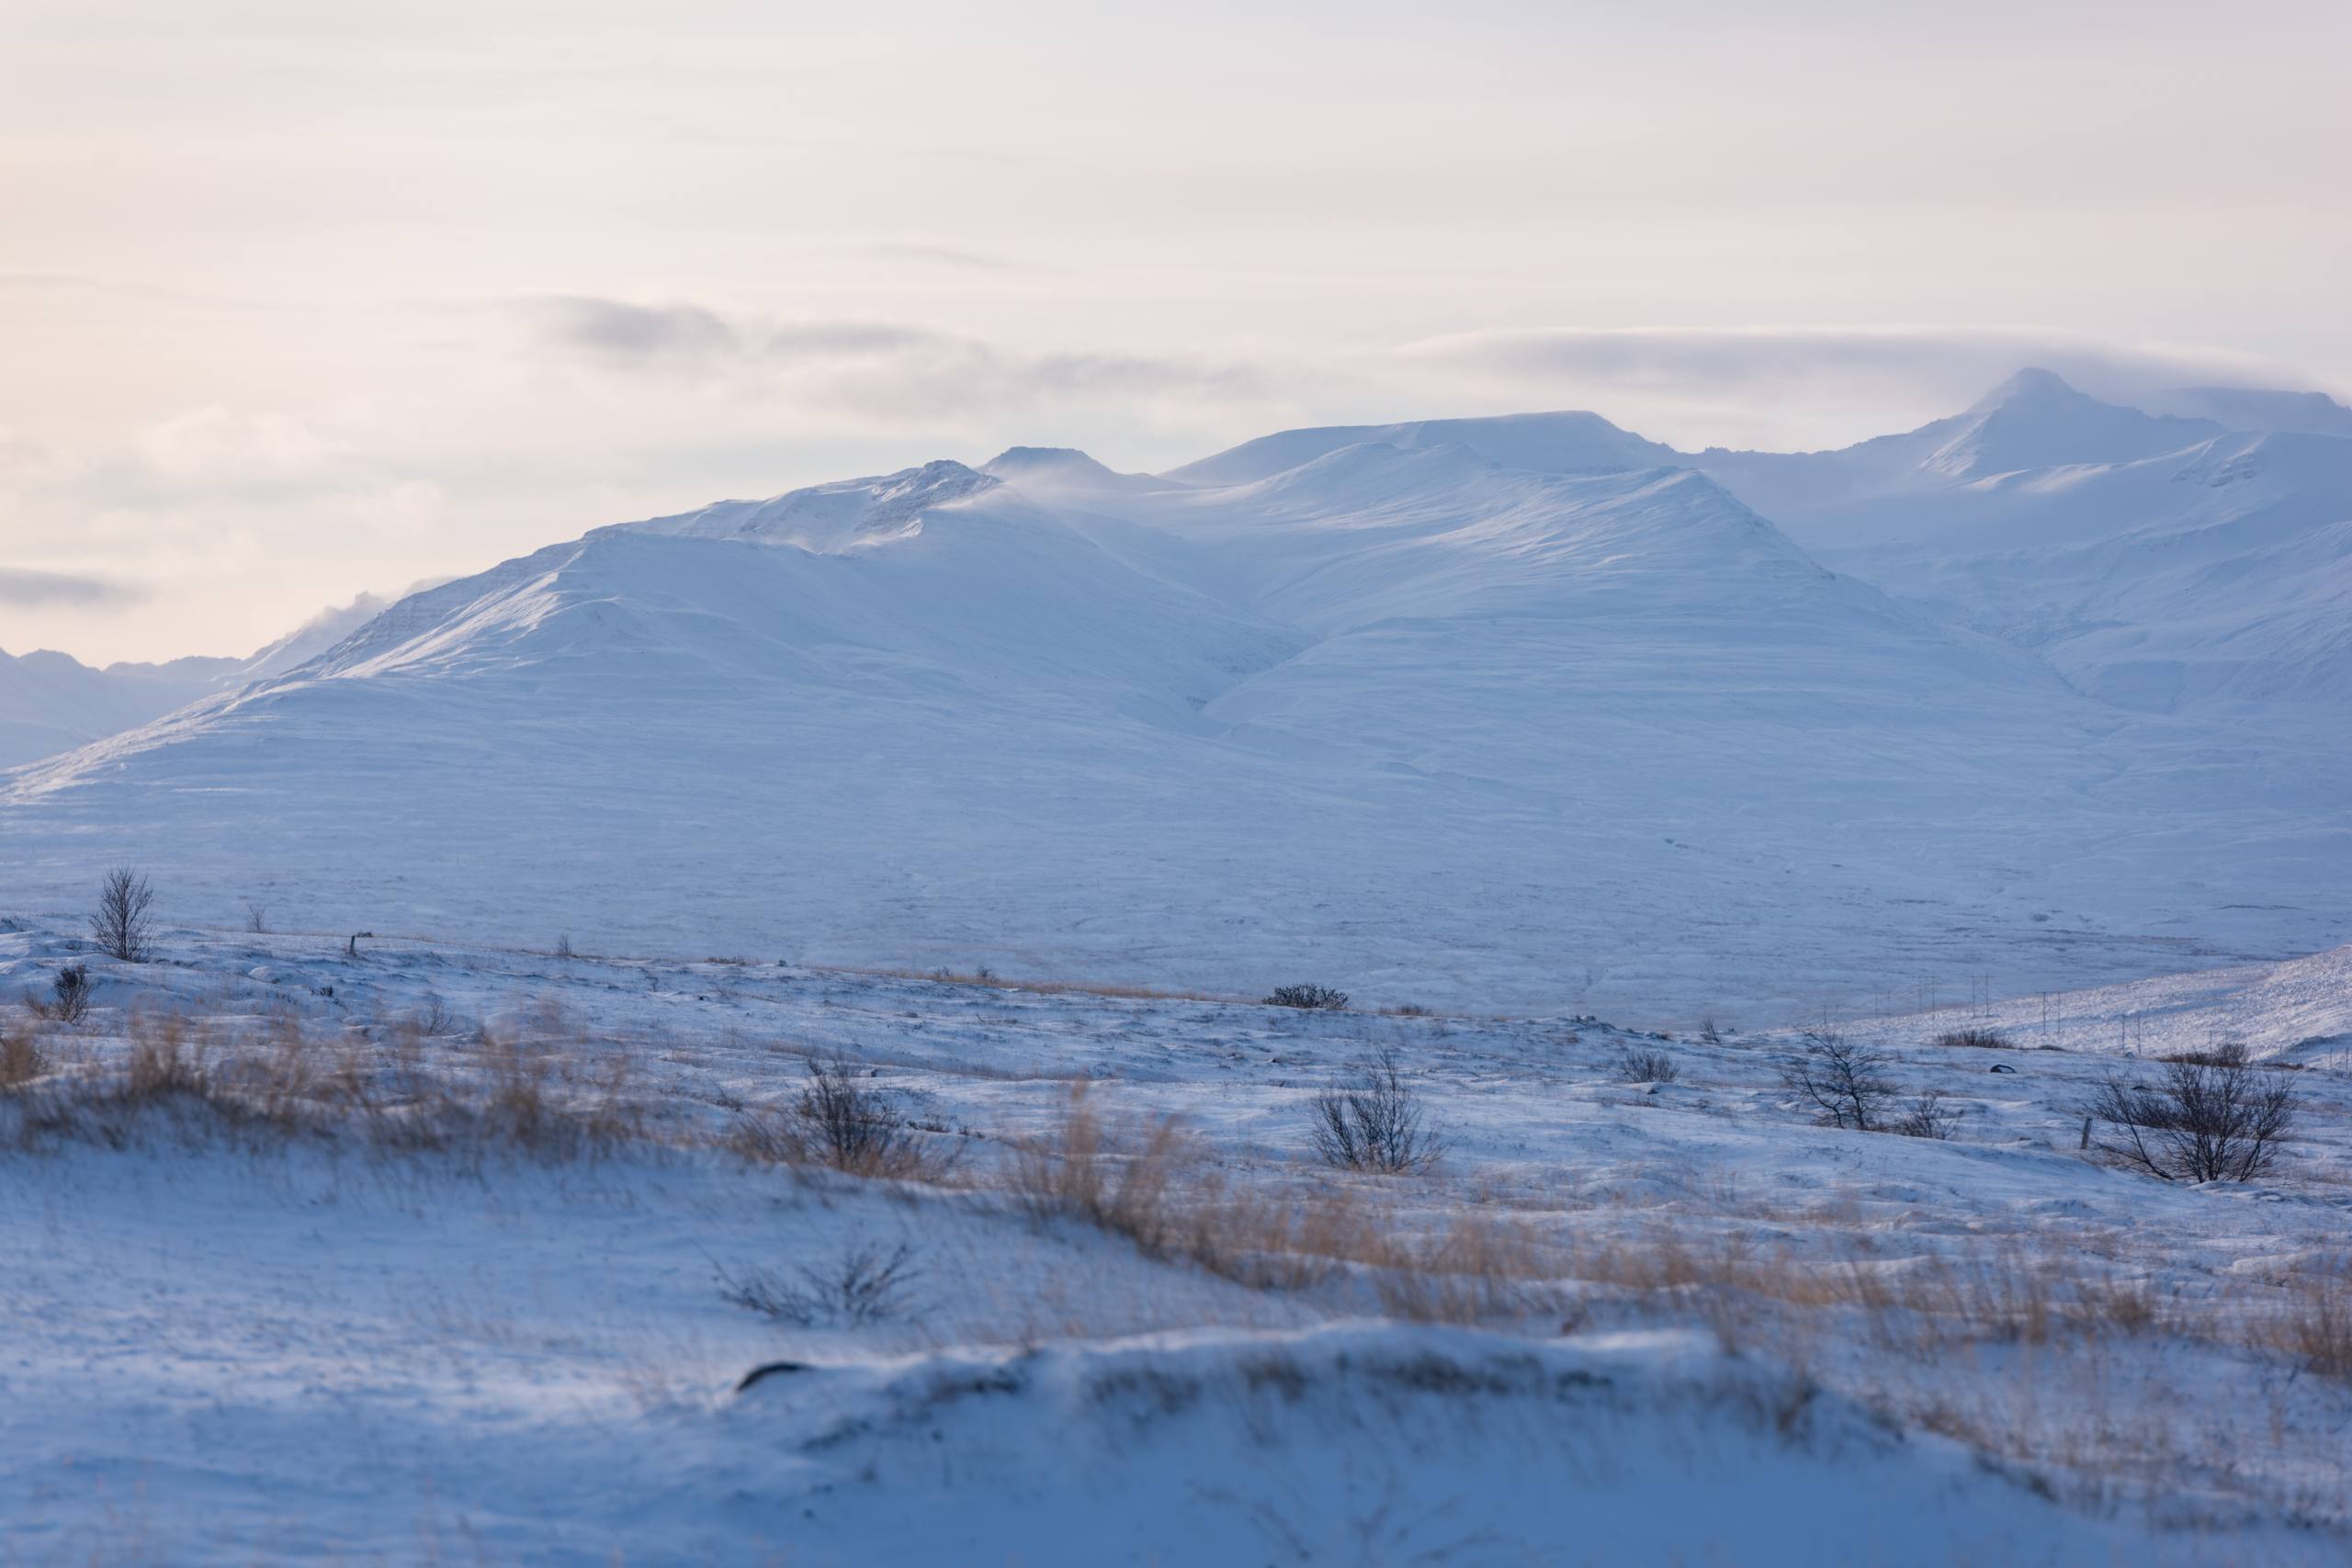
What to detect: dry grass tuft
<box><xmin>1010</xmin><ymin>1083</ymin><xmax>1200</xmax><ymax>1258</ymax></box>
<box><xmin>1</xmin><ymin>1018</ymin><xmax>47</xmax><ymax>1091</ymax></box>
<box><xmin>2252</xmin><ymin>1263</ymin><xmax>2352</xmax><ymax>1382</ymax></box>
<box><xmin>2</xmin><ymin>1010</ymin><xmax>657</xmax><ymax>1162</ymax></box>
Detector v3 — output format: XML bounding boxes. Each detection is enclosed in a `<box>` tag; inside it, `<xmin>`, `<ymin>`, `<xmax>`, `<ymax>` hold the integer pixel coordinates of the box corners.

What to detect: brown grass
<box><xmin>2249</xmin><ymin>1263</ymin><xmax>2352</xmax><ymax>1382</ymax></box>
<box><xmin>1</xmin><ymin>1017</ymin><xmax>47</xmax><ymax>1090</ymax></box>
<box><xmin>2</xmin><ymin>1010</ymin><xmax>653</xmax><ymax>1161</ymax></box>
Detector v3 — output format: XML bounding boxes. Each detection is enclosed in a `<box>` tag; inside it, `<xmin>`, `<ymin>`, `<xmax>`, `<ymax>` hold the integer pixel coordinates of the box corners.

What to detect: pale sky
<box><xmin>4</xmin><ymin>0</ymin><xmax>2348</xmax><ymax>663</ymax></box>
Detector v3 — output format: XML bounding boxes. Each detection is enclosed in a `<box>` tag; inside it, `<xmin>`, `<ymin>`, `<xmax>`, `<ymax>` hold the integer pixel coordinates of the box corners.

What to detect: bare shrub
<box><xmin>1613</xmin><ymin>1045</ymin><xmax>1679</xmax><ymax>1084</ymax></box>
<box><xmin>1309</xmin><ymin>1048</ymin><xmax>1444</xmax><ymax>1173</ymax></box>
<box><xmin>23</xmin><ymin>964</ymin><xmax>91</xmax><ymax>1025</ymax></box>
<box><xmin>717</xmin><ymin>1240</ymin><xmax>922</xmax><ymax>1327</ymax></box>
<box><xmin>729</xmin><ymin>1057</ymin><xmax>945</xmax><ymax>1180</ymax></box>
<box><xmin>90</xmin><ymin>868</ymin><xmax>156</xmax><ymax>963</ymax></box>
<box><xmin>2088</xmin><ymin>1043</ymin><xmax>2297</xmax><ymax>1182</ymax></box>
<box><xmin>1697</xmin><ymin>1016</ymin><xmax>1723</xmax><ymax>1045</ymax></box>
<box><xmin>1894</xmin><ymin>1089</ymin><xmax>1958</xmax><ymax>1140</ymax></box>
<box><xmin>797</xmin><ymin>1057</ymin><xmax>925</xmax><ymax>1177</ymax></box>
<box><xmin>1781</xmin><ymin>1033</ymin><xmax>1894</xmax><ymax>1132</ymax></box>
<box><xmin>245</xmin><ymin>901</ymin><xmax>267</xmax><ymax>934</ymax></box>
<box><xmin>1932</xmin><ymin>1028</ymin><xmax>2013</xmax><ymax>1050</ymax></box>
<box><xmin>1265</xmin><ymin>984</ymin><xmax>1348</xmax><ymax>1011</ymax></box>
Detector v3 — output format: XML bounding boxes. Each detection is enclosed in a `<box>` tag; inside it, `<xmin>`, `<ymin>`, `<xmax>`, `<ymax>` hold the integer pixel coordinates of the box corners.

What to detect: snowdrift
<box><xmin>725</xmin><ymin>1322</ymin><xmax>2132</xmax><ymax>1567</ymax></box>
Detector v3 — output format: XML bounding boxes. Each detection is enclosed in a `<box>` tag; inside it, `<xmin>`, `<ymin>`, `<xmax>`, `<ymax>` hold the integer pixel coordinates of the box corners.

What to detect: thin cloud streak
<box><xmin>0</xmin><ymin>567</ymin><xmax>144</xmax><ymax>609</ymax></box>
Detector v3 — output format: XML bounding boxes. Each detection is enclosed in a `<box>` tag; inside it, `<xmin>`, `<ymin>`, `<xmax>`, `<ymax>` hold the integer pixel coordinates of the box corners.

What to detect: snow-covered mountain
<box><xmin>6</xmin><ymin>387</ymin><xmax>2348</xmax><ymax>1014</ymax></box>
<box><xmin>1681</xmin><ymin>373</ymin><xmax>2352</xmax><ymax>726</ymax></box>
<box><xmin>0</xmin><ymin>591</ymin><xmax>419</xmax><ymax>769</ymax></box>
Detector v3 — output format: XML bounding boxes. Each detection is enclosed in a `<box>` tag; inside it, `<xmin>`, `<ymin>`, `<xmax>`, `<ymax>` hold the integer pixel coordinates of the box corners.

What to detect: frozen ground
<box><xmin>3</xmin><ymin>915</ymin><xmax>2349</xmax><ymax>1563</ymax></box>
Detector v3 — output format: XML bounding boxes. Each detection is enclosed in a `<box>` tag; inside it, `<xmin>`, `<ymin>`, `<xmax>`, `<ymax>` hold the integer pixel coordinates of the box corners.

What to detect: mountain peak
<box><xmin>980</xmin><ymin>446</ymin><xmax>1163</xmax><ymax>494</ymax></box>
<box><xmin>1928</xmin><ymin>368</ymin><xmax>2221</xmax><ymax>479</ymax></box>
<box><xmin>1968</xmin><ymin>367</ymin><xmax>2083</xmax><ymax>412</ymax></box>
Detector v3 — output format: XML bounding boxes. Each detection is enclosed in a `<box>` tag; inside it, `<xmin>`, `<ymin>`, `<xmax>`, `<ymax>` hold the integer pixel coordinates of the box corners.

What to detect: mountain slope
<box><xmin>6</xmin><ymin>437</ymin><xmax>2346</xmax><ymax>1016</ymax></box>
<box><xmin>1673</xmin><ymin>376</ymin><xmax>2352</xmax><ymax>727</ymax></box>
<box><xmin>0</xmin><ymin>592</ymin><xmax>413</xmax><ymax>769</ymax></box>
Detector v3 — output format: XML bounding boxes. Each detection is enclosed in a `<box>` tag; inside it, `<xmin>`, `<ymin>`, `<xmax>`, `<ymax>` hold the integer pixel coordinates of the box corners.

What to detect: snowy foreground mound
<box><xmin>5</xmin><ymin>919</ymin><xmax>2351</xmax><ymax>1562</ymax></box>
<box><xmin>5</xmin><ymin>370</ymin><xmax>2350</xmax><ymax>1015</ymax></box>
<box><xmin>726</xmin><ymin>1324</ymin><xmax>2117</xmax><ymax>1568</ymax></box>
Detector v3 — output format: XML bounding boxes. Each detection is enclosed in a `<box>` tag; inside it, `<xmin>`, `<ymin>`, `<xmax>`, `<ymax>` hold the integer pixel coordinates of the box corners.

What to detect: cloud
<box><xmin>1385</xmin><ymin>327</ymin><xmax>2326</xmax><ymax>446</ymax></box>
<box><xmin>130</xmin><ymin>406</ymin><xmax>352</xmax><ymax>489</ymax></box>
<box><xmin>0</xmin><ymin>567</ymin><xmax>143</xmax><ymax>608</ymax></box>
<box><xmin>522</xmin><ymin>297</ymin><xmax>1272</xmax><ymax>425</ymax></box>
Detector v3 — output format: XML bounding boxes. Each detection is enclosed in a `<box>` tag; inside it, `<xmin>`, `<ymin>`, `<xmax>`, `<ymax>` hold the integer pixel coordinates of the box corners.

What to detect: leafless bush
<box><xmin>1613</xmin><ymin>1045</ymin><xmax>1679</xmax><ymax>1084</ymax></box>
<box><xmin>796</xmin><ymin>1058</ymin><xmax>922</xmax><ymax>1176</ymax></box>
<box><xmin>23</xmin><ymin>964</ymin><xmax>91</xmax><ymax>1026</ymax></box>
<box><xmin>728</xmin><ymin>1057</ymin><xmax>946</xmax><ymax>1180</ymax></box>
<box><xmin>1932</xmin><ymin>1028</ymin><xmax>2013</xmax><ymax>1050</ymax></box>
<box><xmin>412</xmin><ymin>994</ymin><xmax>460</xmax><ymax>1037</ymax></box>
<box><xmin>716</xmin><ymin>1240</ymin><xmax>922</xmax><ymax>1327</ymax></box>
<box><xmin>1310</xmin><ymin>1048</ymin><xmax>1444</xmax><ymax>1173</ymax></box>
<box><xmin>2087</xmin><ymin>1043</ymin><xmax>2297</xmax><ymax>1182</ymax></box>
<box><xmin>1894</xmin><ymin>1089</ymin><xmax>1958</xmax><ymax>1140</ymax></box>
<box><xmin>1697</xmin><ymin>1016</ymin><xmax>1722</xmax><ymax>1045</ymax></box>
<box><xmin>90</xmin><ymin>868</ymin><xmax>156</xmax><ymax>963</ymax></box>
<box><xmin>1781</xmin><ymin>1032</ymin><xmax>1894</xmax><ymax>1132</ymax></box>
<box><xmin>245</xmin><ymin>901</ymin><xmax>267</xmax><ymax>934</ymax></box>
<box><xmin>1265</xmin><ymin>984</ymin><xmax>1348</xmax><ymax>1011</ymax></box>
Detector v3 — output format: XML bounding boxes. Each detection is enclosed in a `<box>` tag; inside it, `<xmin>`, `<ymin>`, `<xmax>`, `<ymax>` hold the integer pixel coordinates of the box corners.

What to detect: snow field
<box><xmin>3</xmin><ymin>918</ymin><xmax>2349</xmax><ymax>1562</ymax></box>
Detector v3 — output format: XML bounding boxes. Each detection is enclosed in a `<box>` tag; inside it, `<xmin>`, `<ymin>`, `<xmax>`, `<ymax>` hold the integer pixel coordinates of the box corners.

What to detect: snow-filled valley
<box><xmin>5</xmin><ymin>371</ymin><xmax>2349</xmax><ymax>1020</ymax></box>
<box><xmin>2</xmin><ymin>915</ymin><xmax>2349</xmax><ymax>1563</ymax></box>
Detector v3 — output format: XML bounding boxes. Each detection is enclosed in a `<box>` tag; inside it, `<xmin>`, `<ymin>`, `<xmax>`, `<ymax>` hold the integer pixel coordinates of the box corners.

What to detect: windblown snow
<box><xmin>4</xmin><ymin>370</ymin><xmax>2349</xmax><ymax>1020</ymax></box>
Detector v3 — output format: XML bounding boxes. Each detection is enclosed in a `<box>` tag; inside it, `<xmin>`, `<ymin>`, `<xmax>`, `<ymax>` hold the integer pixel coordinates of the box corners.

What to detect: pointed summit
<box><xmin>1924</xmin><ymin>368</ymin><xmax>2222</xmax><ymax>479</ymax></box>
<box><xmin>1967</xmin><ymin>366</ymin><xmax>2081</xmax><ymax>411</ymax></box>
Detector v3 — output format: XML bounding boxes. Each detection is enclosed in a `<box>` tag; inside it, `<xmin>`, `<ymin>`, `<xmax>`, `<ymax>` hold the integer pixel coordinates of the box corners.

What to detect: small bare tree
<box><xmin>1781</xmin><ymin>1032</ymin><xmax>1894</xmax><ymax>1132</ymax></box>
<box><xmin>1266</xmin><ymin>984</ymin><xmax>1349</xmax><ymax>1011</ymax></box>
<box><xmin>1310</xmin><ymin>1047</ymin><xmax>1444</xmax><ymax>1173</ymax></box>
<box><xmin>245</xmin><ymin>901</ymin><xmax>268</xmax><ymax>935</ymax></box>
<box><xmin>2088</xmin><ymin>1044</ymin><xmax>2297</xmax><ymax>1182</ymax></box>
<box><xmin>90</xmin><ymin>868</ymin><xmax>156</xmax><ymax>962</ymax></box>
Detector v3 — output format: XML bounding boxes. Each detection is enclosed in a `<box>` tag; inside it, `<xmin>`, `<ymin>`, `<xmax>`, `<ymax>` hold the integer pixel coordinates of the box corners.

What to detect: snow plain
<box><xmin>2</xmin><ymin>915</ymin><xmax>2348</xmax><ymax>1563</ymax></box>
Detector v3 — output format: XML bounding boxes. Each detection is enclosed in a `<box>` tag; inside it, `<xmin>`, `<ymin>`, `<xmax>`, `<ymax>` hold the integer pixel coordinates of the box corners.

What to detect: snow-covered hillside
<box><xmin>0</xmin><ymin>592</ymin><xmax>403</xmax><ymax>768</ymax></box>
<box><xmin>4</xmin><ymin>375</ymin><xmax>2348</xmax><ymax>1018</ymax></box>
